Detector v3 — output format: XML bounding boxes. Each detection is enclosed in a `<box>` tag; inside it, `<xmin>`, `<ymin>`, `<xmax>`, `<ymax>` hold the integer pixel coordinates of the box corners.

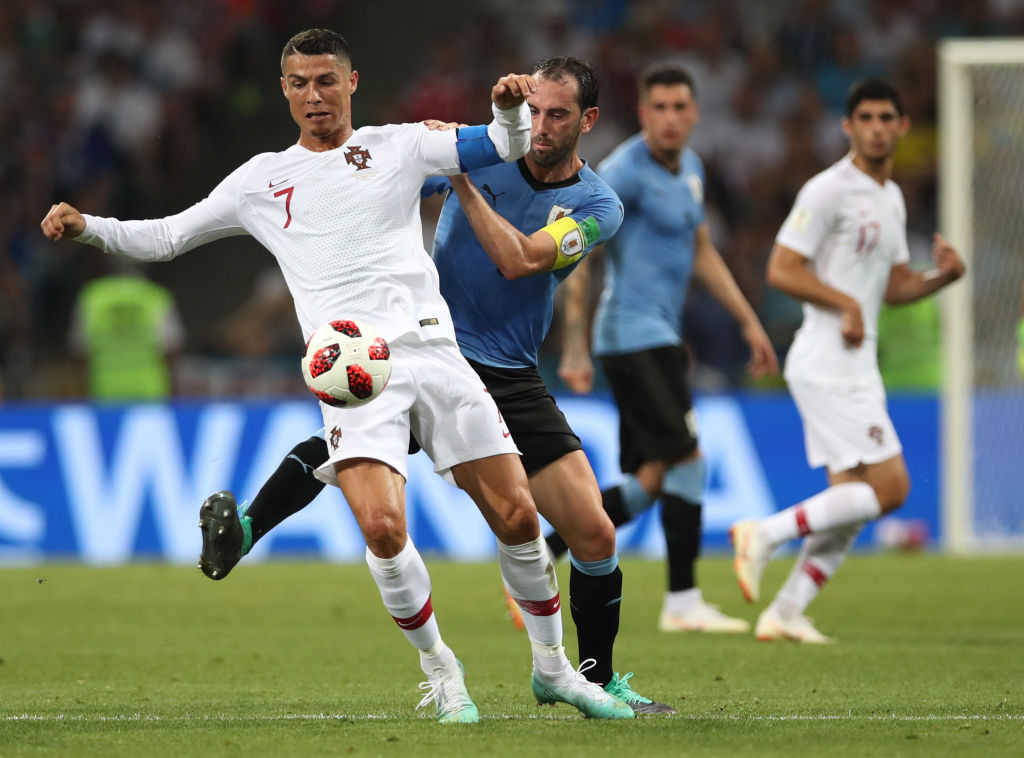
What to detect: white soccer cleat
<box><xmin>730</xmin><ymin>520</ymin><xmax>770</xmax><ymax>603</ymax></box>
<box><xmin>658</xmin><ymin>600</ymin><xmax>750</xmax><ymax>634</ymax></box>
<box><xmin>416</xmin><ymin>659</ymin><xmax>479</xmax><ymax>723</ymax></box>
<box><xmin>754</xmin><ymin>606</ymin><xmax>835</xmax><ymax>644</ymax></box>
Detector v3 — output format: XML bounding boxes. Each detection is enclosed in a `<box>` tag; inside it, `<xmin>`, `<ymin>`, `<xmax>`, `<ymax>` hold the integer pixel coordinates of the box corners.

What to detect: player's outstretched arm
<box><xmin>884</xmin><ymin>233</ymin><xmax>966</xmax><ymax>305</ymax></box>
<box><xmin>40</xmin><ymin>202</ymin><xmax>86</xmax><ymax>241</ymax></box>
<box><xmin>447</xmin><ymin>174</ymin><xmax>559</xmax><ymax>278</ymax></box>
<box><xmin>558</xmin><ymin>250</ymin><xmax>596</xmax><ymax>393</ymax></box>
<box><xmin>767</xmin><ymin>241</ymin><xmax>865</xmax><ymax>348</ymax></box>
<box><xmin>692</xmin><ymin>225</ymin><xmax>778</xmax><ymax>377</ymax></box>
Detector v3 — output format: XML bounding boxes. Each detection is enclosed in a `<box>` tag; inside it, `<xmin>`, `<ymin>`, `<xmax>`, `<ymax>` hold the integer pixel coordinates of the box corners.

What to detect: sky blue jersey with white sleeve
<box><xmin>425</xmin><ymin>158</ymin><xmax>623</xmax><ymax>368</ymax></box>
<box><xmin>592</xmin><ymin>133</ymin><xmax>706</xmax><ymax>355</ymax></box>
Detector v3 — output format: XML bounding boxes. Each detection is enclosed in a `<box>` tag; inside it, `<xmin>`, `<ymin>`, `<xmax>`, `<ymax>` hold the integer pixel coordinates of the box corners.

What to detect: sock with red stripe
<box><xmin>498</xmin><ymin>536</ymin><xmax>570</xmax><ymax>680</ymax></box>
<box><xmin>760</xmin><ymin>482</ymin><xmax>880</xmax><ymax>548</ymax></box>
<box><xmin>772</xmin><ymin>522</ymin><xmax>862</xmax><ymax>619</ymax></box>
<box><xmin>365</xmin><ymin>539</ymin><xmax>453</xmax><ymax>675</ymax></box>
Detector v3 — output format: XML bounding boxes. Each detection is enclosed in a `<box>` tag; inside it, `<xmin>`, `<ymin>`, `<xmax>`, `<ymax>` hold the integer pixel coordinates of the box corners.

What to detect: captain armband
<box><xmin>541</xmin><ymin>215</ymin><xmax>601</xmax><ymax>270</ymax></box>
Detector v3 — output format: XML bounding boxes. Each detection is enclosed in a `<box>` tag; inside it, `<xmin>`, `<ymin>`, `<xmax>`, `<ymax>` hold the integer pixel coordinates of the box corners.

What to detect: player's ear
<box><xmin>841</xmin><ymin>116</ymin><xmax>852</xmax><ymax>138</ymax></box>
<box><xmin>636</xmin><ymin>100</ymin><xmax>647</xmax><ymax>130</ymax></box>
<box><xmin>580</xmin><ymin>106</ymin><xmax>598</xmax><ymax>134</ymax></box>
<box><xmin>281</xmin><ymin>76</ymin><xmax>287</xmax><ymax>98</ymax></box>
<box><xmin>898</xmin><ymin>114</ymin><xmax>910</xmax><ymax>136</ymax></box>
<box><xmin>348</xmin><ymin>69</ymin><xmax>359</xmax><ymax>95</ymax></box>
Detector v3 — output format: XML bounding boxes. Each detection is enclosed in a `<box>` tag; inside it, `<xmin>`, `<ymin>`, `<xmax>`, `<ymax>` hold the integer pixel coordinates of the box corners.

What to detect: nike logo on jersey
<box><xmin>503</xmin><ymin>430</ymin><xmax>511</xmax><ymax>438</ymax></box>
<box><xmin>268</xmin><ymin>179</ymin><xmax>290</xmax><ymax>188</ymax></box>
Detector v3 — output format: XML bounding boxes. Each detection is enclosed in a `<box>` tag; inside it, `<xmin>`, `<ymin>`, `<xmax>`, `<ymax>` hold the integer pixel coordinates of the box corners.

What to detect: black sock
<box><xmin>546</xmin><ymin>485</ymin><xmax>632</xmax><ymax>560</ymax></box>
<box><xmin>660</xmin><ymin>495</ymin><xmax>701</xmax><ymax>593</ymax></box>
<box><xmin>569</xmin><ymin>564</ymin><xmax>622</xmax><ymax>687</ymax></box>
<box><xmin>245</xmin><ymin>436</ymin><xmax>330</xmax><ymax>547</ymax></box>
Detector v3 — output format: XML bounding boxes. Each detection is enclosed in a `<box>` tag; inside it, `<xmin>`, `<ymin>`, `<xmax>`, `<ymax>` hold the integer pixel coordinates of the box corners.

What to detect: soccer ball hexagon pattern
<box><xmin>301</xmin><ymin>319</ymin><xmax>392</xmax><ymax>407</ymax></box>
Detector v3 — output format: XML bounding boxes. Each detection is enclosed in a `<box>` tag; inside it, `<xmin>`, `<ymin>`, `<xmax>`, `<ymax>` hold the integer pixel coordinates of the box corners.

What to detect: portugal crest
<box><xmin>345</xmin><ymin>145</ymin><xmax>373</xmax><ymax>171</ymax></box>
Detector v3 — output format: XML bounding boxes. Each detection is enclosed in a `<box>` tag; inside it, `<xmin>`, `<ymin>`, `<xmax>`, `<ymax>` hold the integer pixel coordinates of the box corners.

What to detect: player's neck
<box><xmin>644</xmin><ymin>136</ymin><xmax>682</xmax><ymax>173</ymax></box>
<box><xmin>523</xmin><ymin>152</ymin><xmax>584</xmax><ymax>184</ymax></box>
<box><xmin>297</xmin><ymin>125</ymin><xmax>354</xmax><ymax>152</ymax></box>
<box><xmin>850</xmin><ymin>152</ymin><xmax>892</xmax><ymax>185</ymax></box>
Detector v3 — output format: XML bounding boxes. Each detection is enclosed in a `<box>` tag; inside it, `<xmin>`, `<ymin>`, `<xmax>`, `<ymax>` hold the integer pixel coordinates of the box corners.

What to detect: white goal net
<box><xmin>939</xmin><ymin>39</ymin><xmax>1024</xmax><ymax>552</ymax></box>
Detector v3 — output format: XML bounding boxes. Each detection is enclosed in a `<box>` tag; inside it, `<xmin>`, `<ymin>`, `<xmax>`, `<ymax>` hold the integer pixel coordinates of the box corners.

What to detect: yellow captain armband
<box><xmin>541</xmin><ymin>215</ymin><xmax>601</xmax><ymax>270</ymax></box>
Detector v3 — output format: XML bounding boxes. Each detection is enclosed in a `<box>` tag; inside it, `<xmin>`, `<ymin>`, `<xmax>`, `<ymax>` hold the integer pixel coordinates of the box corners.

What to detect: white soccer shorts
<box><xmin>313</xmin><ymin>331</ymin><xmax>519</xmax><ymax>486</ymax></box>
<box><xmin>788</xmin><ymin>377</ymin><xmax>902</xmax><ymax>473</ymax></box>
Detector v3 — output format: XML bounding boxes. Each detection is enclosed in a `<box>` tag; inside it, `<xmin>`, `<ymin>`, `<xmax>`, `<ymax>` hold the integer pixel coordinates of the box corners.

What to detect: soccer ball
<box><xmin>301</xmin><ymin>319</ymin><xmax>392</xmax><ymax>407</ymax></box>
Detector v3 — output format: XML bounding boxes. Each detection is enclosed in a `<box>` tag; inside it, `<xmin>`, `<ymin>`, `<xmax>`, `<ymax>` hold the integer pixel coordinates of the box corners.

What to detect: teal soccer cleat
<box><xmin>531</xmin><ymin>659</ymin><xmax>634</xmax><ymax>719</ymax></box>
<box><xmin>604</xmin><ymin>672</ymin><xmax>677</xmax><ymax>715</ymax></box>
<box><xmin>417</xmin><ymin>660</ymin><xmax>479</xmax><ymax>723</ymax></box>
<box><xmin>197</xmin><ymin>491</ymin><xmax>251</xmax><ymax>581</ymax></box>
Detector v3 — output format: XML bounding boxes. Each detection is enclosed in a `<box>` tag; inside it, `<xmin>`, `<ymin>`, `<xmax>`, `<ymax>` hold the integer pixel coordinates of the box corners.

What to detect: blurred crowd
<box><xmin>1</xmin><ymin>0</ymin><xmax>1021</xmax><ymax>399</ymax></box>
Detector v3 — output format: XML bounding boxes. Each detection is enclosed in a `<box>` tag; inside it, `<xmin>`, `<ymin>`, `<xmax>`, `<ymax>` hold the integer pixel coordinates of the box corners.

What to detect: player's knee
<box><xmin>358</xmin><ymin>510</ymin><xmax>406</xmax><ymax>555</ymax></box>
<box><xmin>566</xmin><ymin>510</ymin><xmax>616</xmax><ymax>562</ymax></box>
<box><xmin>494</xmin><ymin>490</ymin><xmax>541</xmax><ymax>543</ymax></box>
<box><xmin>875</xmin><ymin>473</ymin><xmax>910</xmax><ymax>513</ymax></box>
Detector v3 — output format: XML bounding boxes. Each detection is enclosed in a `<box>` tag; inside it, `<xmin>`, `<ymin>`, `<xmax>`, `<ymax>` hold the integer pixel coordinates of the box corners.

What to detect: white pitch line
<box><xmin>4</xmin><ymin>713</ymin><xmax>1022</xmax><ymax>723</ymax></box>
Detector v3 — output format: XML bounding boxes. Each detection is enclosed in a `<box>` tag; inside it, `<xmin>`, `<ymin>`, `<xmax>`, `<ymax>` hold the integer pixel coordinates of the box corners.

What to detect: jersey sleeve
<box><xmin>541</xmin><ymin>188</ymin><xmax>624</xmax><ymax>271</ymax></box>
<box><xmin>394</xmin><ymin>102</ymin><xmax>531</xmax><ymax>178</ymax></box>
<box><xmin>76</xmin><ymin>158</ymin><xmax>254</xmax><ymax>261</ymax></box>
<box><xmin>775</xmin><ymin>177</ymin><xmax>838</xmax><ymax>260</ymax></box>
<box><xmin>421</xmin><ymin>176</ymin><xmax>451</xmax><ymax>198</ymax></box>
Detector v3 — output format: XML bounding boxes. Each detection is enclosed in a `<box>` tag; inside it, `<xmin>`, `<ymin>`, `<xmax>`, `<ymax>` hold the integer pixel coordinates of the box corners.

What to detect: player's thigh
<box><xmin>528</xmin><ymin>450</ymin><xmax>613</xmax><ymax>561</ymax></box>
<box><xmin>335</xmin><ymin>458</ymin><xmax>408</xmax><ymax>554</ymax></box>
<box><xmin>451</xmin><ymin>453</ymin><xmax>539</xmax><ymax>543</ymax></box>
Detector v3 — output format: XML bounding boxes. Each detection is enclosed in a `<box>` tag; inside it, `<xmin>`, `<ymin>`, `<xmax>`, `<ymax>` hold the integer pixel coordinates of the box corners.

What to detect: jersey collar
<box><xmin>517</xmin><ymin>158</ymin><xmax>584</xmax><ymax>191</ymax></box>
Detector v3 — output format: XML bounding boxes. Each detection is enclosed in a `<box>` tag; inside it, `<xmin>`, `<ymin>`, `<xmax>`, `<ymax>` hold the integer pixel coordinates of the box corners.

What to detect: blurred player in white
<box><xmin>730</xmin><ymin>79</ymin><xmax>965</xmax><ymax>643</ymax></box>
<box><xmin>40</xmin><ymin>28</ymin><xmax>629</xmax><ymax>722</ymax></box>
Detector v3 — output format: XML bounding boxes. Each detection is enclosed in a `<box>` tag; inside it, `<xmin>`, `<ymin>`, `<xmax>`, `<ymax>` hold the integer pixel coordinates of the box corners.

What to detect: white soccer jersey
<box><xmin>776</xmin><ymin>154</ymin><xmax>910</xmax><ymax>384</ymax></box>
<box><xmin>76</xmin><ymin>106</ymin><xmax>529</xmax><ymax>344</ymax></box>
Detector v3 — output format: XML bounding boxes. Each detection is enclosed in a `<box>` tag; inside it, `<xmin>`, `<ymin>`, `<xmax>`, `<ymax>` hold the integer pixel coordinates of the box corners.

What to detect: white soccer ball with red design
<box><xmin>301</xmin><ymin>319</ymin><xmax>392</xmax><ymax>407</ymax></box>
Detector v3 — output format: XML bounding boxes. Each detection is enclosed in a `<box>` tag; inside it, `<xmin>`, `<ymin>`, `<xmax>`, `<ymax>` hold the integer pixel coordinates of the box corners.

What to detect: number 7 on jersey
<box><xmin>274</xmin><ymin>186</ymin><xmax>294</xmax><ymax>229</ymax></box>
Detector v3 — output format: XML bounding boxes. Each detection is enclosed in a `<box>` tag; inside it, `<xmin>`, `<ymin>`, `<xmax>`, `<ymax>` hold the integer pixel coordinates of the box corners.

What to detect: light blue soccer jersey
<box><xmin>592</xmin><ymin>134</ymin><xmax>705</xmax><ymax>355</ymax></box>
<box><xmin>426</xmin><ymin>159</ymin><xmax>623</xmax><ymax>368</ymax></box>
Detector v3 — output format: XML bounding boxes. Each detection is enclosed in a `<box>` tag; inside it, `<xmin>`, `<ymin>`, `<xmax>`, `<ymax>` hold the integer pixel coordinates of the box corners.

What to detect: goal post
<box><xmin>938</xmin><ymin>39</ymin><xmax>1024</xmax><ymax>553</ymax></box>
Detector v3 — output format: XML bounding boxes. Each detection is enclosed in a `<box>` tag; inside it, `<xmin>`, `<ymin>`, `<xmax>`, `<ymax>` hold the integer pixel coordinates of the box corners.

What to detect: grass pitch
<box><xmin>2</xmin><ymin>554</ymin><xmax>1022</xmax><ymax>757</ymax></box>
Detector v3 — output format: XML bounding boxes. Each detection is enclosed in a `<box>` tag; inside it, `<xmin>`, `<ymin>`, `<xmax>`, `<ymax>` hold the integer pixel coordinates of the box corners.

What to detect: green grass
<box><xmin>1</xmin><ymin>554</ymin><xmax>1022</xmax><ymax>757</ymax></box>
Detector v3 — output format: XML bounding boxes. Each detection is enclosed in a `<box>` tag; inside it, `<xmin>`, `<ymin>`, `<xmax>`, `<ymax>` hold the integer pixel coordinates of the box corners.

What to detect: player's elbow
<box><xmin>497</xmin><ymin>259</ymin><xmax>542</xmax><ymax>280</ymax></box>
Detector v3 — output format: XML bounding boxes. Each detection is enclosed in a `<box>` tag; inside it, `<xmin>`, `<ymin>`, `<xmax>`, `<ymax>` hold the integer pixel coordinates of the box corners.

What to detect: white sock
<box><xmin>664</xmin><ymin>587</ymin><xmax>702</xmax><ymax>615</ymax></box>
<box><xmin>773</xmin><ymin>523</ymin><xmax>862</xmax><ymax>620</ymax></box>
<box><xmin>365</xmin><ymin>539</ymin><xmax>442</xmax><ymax>653</ymax></box>
<box><xmin>497</xmin><ymin>536</ymin><xmax>571</xmax><ymax>678</ymax></box>
<box><xmin>760</xmin><ymin>482</ymin><xmax>880</xmax><ymax>548</ymax></box>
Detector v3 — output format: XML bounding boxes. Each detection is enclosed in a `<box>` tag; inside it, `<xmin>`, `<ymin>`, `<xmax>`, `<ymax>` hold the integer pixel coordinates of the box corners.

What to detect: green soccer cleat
<box><xmin>417</xmin><ymin>660</ymin><xmax>479</xmax><ymax>723</ymax></box>
<box><xmin>197</xmin><ymin>490</ymin><xmax>251</xmax><ymax>581</ymax></box>
<box><xmin>531</xmin><ymin>659</ymin><xmax>634</xmax><ymax>720</ymax></box>
<box><xmin>604</xmin><ymin>672</ymin><xmax>677</xmax><ymax>715</ymax></box>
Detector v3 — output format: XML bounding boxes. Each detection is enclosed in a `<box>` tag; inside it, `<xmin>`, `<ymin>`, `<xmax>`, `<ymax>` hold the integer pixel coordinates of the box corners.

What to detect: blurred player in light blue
<box><xmin>551</xmin><ymin>63</ymin><xmax>778</xmax><ymax>634</ymax></box>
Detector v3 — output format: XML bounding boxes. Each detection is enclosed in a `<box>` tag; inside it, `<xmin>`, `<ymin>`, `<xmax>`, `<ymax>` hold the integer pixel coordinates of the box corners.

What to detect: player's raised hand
<box><xmin>491</xmin><ymin>73</ymin><xmax>537</xmax><ymax>110</ymax></box>
<box><xmin>40</xmin><ymin>202</ymin><xmax>86</xmax><ymax>241</ymax></box>
<box><xmin>422</xmin><ymin>119</ymin><xmax>468</xmax><ymax>132</ymax></box>
<box><xmin>932</xmin><ymin>232</ymin><xmax>966</xmax><ymax>281</ymax></box>
<box><xmin>840</xmin><ymin>302</ymin><xmax>865</xmax><ymax>348</ymax></box>
<box><xmin>741</xmin><ymin>322</ymin><xmax>779</xmax><ymax>379</ymax></box>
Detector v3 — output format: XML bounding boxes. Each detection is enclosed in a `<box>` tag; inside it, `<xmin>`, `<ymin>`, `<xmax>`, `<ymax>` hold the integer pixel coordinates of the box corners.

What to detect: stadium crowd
<box><xmin>2</xmin><ymin>0</ymin><xmax>1021</xmax><ymax>398</ymax></box>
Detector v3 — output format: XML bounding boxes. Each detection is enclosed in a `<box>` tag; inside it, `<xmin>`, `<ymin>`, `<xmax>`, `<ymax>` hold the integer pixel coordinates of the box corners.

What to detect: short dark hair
<box><xmin>846</xmin><ymin>78</ymin><xmax>904</xmax><ymax>116</ymax></box>
<box><xmin>638</xmin><ymin>63</ymin><xmax>696</xmax><ymax>101</ymax></box>
<box><xmin>532</xmin><ymin>56</ymin><xmax>599</xmax><ymax>112</ymax></box>
<box><xmin>280</xmin><ymin>29</ymin><xmax>351</xmax><ymax>73</ymax></box>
